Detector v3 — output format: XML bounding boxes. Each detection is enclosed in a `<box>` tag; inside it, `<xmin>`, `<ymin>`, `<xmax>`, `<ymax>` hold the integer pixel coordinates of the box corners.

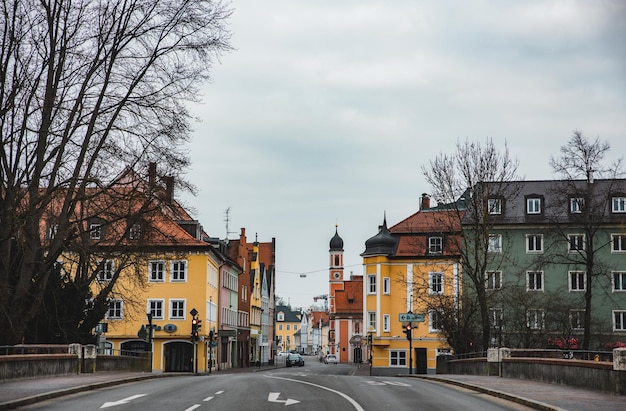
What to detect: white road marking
<box><xmin>100</xmin><ymin>394</ymin><xmax>147</xmax><ymax>408</ymax></box>
<box><xmin>184</xmin><ymin>405</ymin><xmax>201</xmax><ymax>411</ymax></box>
<box><xmin>215</xmin><ymin>390</ymin><xmax>224</xmax><ymax>395</ymax></box>
<box><xmin>268</xmin><ymin>392</ymin><xmax>300</xmax><ymax>406</ymax></box>
<box><xmin>203</xmin><ymin>396</ymin><xmax>214</xmax><ymax>401</ymax></box>
<box><xmin>267</xmin><ymin>376</ymin><xmax>365</xmax><ymax>411</ymax></box>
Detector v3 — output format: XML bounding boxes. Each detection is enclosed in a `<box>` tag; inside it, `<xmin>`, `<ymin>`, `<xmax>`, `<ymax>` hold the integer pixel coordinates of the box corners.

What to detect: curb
<box><xmin>0</xmin><ymin>374</ymin><xmax>172</xmax><ymax>411</ymax></box>
<box><xmin>402</xmin><ymin>375</ymin><xmax>567</xmax><ymax>411</ymax></box>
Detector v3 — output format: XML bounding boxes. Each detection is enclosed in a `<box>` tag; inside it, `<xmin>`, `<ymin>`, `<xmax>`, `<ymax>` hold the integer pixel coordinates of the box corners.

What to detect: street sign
<box><xmin>399</xmin><ymin>313</ymin><xmax>425</xmax><ymax>322</ymax></box>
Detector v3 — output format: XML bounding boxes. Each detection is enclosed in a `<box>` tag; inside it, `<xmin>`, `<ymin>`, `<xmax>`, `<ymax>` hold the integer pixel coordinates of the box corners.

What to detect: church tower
<box><xmin>329</xmin><ymin>225</ymin><xmax>344</xmax><ymax>282</ymax></box>
<box><xmin>328</xmin><ymin>225</ymin><xmax>344</xmax><ymax>355</ymax></box>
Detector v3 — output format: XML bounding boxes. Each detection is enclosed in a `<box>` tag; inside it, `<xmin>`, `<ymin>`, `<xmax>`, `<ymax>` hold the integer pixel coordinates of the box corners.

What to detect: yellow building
<box><xmin>362</xmin><ymin>198</ymin><xmax>461</xmax><ymax>375</ymax></box>
<box><xmin>274</xmin><ymin>305</ymin><xmax>301</xmax><ymax>353</ymax></box>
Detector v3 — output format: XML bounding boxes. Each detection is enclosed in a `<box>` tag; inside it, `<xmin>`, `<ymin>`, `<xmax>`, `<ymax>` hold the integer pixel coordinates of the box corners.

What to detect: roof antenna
<box><xmin>224</xmin><ymin>207</ymin><xmax>236</xmax><ymax>240</ymax></box>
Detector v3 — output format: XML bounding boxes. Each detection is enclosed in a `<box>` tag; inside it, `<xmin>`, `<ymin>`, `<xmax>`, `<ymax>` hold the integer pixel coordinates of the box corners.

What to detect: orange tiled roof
<box><xmin>334</xmin><ymin>276</ymin><xmax>363</xmax><ymax>315</ymax></box>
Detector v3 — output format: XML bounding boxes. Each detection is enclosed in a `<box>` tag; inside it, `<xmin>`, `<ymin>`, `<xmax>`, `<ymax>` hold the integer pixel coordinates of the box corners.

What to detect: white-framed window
<box><xmin>428</xmin><ymin>236</ymin><xmax>443</xmax><ymax>254</ymax></box>
<box><xmin>278</xmin><ymin>324</ymin><xmax>283</xmax><ymax>331</ymax></box>
<box><xmin>286</xmin><ymin>324</ymin><xmax>290</xmax><ymax>331</ymax></box>
<box><xmin>294</xmin><ymin>325</ymin><xmax>298</xmax><ymax>331</ymax></box>
<box><xmin>129</xmin><ymin>223</ymin><xmax>142</xmax><ymax>240</ymax></box>
<box><xmin>241</xmin><ymin>284</ymin><xmax>248</xmax><ymax>301</ymax></box>
<box><xmin>570</xmin><ymin>198</ymin><xmax>584</xmax><ymax>213</ymax></box>
<box><xmin>527</xmin><ymin>309</ymin><xmax>544</xmax><ymax>330</ymax></box>
<box><xmin>149</xmin><ymin>261</ymin><xmax>165</xmax><ymax>282</ymax></box>
<box><xmin>569</xmin><ymin>271</ymin><xmax>586</xmax><ymax>291</ymax></box>
<box><xmin>148</xmin><ymin>299</ymin><xmax>164</xmax><ymax>320</ymax></box>
<box><xmin>107</xmin><ymin>299</ymin><xmax>123</xmax><ymax>320</ymax></box>
<box><xmin>389</xmin><ymin>350</ymin><xmax>407</xmax><ymax>366</ymax></box>
<box><xmin>527</xmin><ymin>271</ymin><xmax>543</xmax><ymax>291</ymax></box>
<box><xmin>367</xmin><ymin>311</ymin><xmax>376</xmax><ymax>332</ymax></box>
<box><xmin>526</xmin><ymin>234</ymin><xmax>543</xmax><ymax>253</ymax></box>
<box><xmin>487</xmin><ymin>198</ymin><xmax>502</xmax><ymax>215</ymax></box>
<box><xmin>613</xmin><ymin>272</ymin><xmax>626</xmax><ymax>292</ymax></box>
<box><xmin>612</xmin><ymin>196</ymin><xmax>626</xmax><ymax>213</ymax></box>
<box><xmin>170</xmin><ymin>260</ymin><xmax>187</xmax><ymax>282</ymax></box>
<box><xmin>367</xmin><ymin>274</ymin><xmax>376</xmax><ymax>294</ymax></box>
<box><xmin>383</xmin><ymin>277</ymin><xmax>390</xmax><ymax>294</ymax></box>
<box><xmin>568</xmin><ymin>234</ymin><xmax>585</xmax><ymax>252</ymax></box>
<box><xmin>488</xmin><ymin>234</ymin><xmax>502</xmax><ymax>253</ymax></box>
<box><xmin>485</xmin><ymin>271</ymin><xmax>502</xmax><ymax>290</ymax></box>
<box><xmin>47</xmin><ymin>224</ymin><xmax>58</xmax><ymax>240</ymax></box>
<box><xmin>97</xmin><ymin>260</ymin><xmax>114</xmax><ymax>282</ymax></box>
<box><xmin>169</xmin><ymin>299</ymin><xmax>186</xmax><ymax>320</ymax></box>
<box><xmin>428</xmin><ymin>310</ymin><xmax>442</xmax><ymax>332</ymax></box>
<box><xmin>570</xmin><ymin>309</ymin><xmax>584</xmax><ymax>330</ymax></box>
<box><xmin>526</xmin><ymin>198</ymin><xmax>541</xmax><ymax>214</ymax></box>
<box><xmin>613</xmin><ymin>311</ymin><xmax>626</xmax><ymax>331</ymax></box>
<box><xmin>89</xmin><ymin>223</ymin><xmax>102</xmax><ymax>240</ymax></box>
<box><xmin>207</xmin><ymin>299</ymin><xmax>217</xmax><ymax>323</ymax></box>
<box><xmin>277</xmin><ymin>312</ymin><xmax>284</xmax><ymax>321</ymax></box>
<box><xmin>383</xmin><ymin>314</ymin><xmax>390</xmax><ymax>332</ymax></box>
<box><xmin>207</xmin><ymin>263</ymin><xmax>218</xmax><ymax>287</ymax></box>
<box><xmin>429</xmin><ymin>272</ymin><xmax>444</xmax><ymax>295</ymax></box>
<box><xmin>612</xmin><ymin>234</ymin><xmax>626</xmax><ymax>253</ymax></box>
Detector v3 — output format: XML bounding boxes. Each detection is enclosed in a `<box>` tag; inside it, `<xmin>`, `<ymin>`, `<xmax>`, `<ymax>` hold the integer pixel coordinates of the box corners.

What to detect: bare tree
<box><xmin>0</xmin><ymin>0</ymin><xmax>232</xmax><ymax>345</ymax></box>
<box><xmin>422</xmin><ymin>139</ymin><xmax>521</xmax><ymax>350</ymax></box>
<box><xmin>547</xmin><ymin>131</ymin><xmax>625</xmax><ymax>349</ymax></box>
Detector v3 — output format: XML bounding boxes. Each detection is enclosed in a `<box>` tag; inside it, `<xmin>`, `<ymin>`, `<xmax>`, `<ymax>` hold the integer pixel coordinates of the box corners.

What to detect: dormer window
<box><xmin>89</xmin><ymin>223</ymin><xmax>102</xmax><ymax>240</ymax></box>
<box><xmin>487</xmin><ymin>198</ymin><xmax>502</xmax><ymax>215</ymax></box>
<box><xmin>570</xmin><ymin>197</ymin><xmax>584</xmax><ymax>214</ymax></box>
<box><xmin>129</xmin><ymin>223</ymin><xmax>142</xmax><ymax>240</ymax></box>
<box><xmin>428</xmin><ymin>236</ymin><xmax>443</xmax><ymax>254</ymax></box>
<box><xmin>277</xmin><ymin>312</ymin><xmax>284</xmax><ymax>321</ymax></box>
<box><xmin>526</xmin><ymin>197</ymin><xmax>542</xmax><ymax>215</ymax></box>
<box><xmin>612</xmin><ymin>196</ymin><xmax>626</xmax><ymax>213</ymax></box>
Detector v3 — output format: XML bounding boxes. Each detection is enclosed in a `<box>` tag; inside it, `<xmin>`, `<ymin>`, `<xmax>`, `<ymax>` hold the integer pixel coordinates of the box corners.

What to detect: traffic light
<box><xmin>403</xmin><ymin>324</ymin><xmax>412</xmax><ymax>341</ymax></box>
<box><xmin>191</xmin><ymin>317</ymin><xmax>199</xmax><ymax>341</ymax></box>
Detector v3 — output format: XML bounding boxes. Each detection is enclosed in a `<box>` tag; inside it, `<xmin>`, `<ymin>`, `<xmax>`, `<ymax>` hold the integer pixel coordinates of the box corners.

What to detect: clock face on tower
<box><xmin>333</xmin><ymin>272</ymin><xmax>341</xmax><ymax>280</ymax></box>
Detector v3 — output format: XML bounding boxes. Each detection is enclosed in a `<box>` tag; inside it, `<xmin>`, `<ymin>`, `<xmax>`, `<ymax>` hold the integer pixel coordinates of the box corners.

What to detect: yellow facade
<box><xmin>99</xmin><ymin>251</ymin><xmax>219</xmax><ymax>373</ymax></box>
<box><xmin>274</xmin><ymin>306</ymin><xmax>301</xmax><ymax>353</ymax></box>
<box><xmin>364</xmin><ymin>256</ymin><xmax>458</xmax><ymax>375</ymax></box>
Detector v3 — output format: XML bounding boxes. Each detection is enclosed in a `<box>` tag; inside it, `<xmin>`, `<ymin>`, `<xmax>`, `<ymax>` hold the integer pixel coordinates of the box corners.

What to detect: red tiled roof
<box><xmin>334</xmin><ymin>276</ymin><xmax>363</xmax><ymax>315</ymax></box>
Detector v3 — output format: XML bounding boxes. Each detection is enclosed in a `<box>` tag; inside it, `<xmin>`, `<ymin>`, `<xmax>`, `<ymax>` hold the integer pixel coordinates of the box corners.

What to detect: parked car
<box><xmin>286</xmin><ymin>353</ymin><xmax>305</xmax><ymax>367</ymax></box>
<box><xmin>324</xmin><ymin>354</ymin><xmax>338</xmax><ymax>364</ymax></box>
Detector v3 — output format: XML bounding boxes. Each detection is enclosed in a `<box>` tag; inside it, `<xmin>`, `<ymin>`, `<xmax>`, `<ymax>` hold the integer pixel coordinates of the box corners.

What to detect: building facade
<box><xmin>328</xmin><ymin>226</ymin><xmax>364</xmax><ymax>363</ymax></box>
<box><xmin>476</xmin><ymin>179</ymin><xmax>626</xmax><ymax>349</ymax></box>
<box><xmin>362</xmin><ymin>195</ymin><xmax>460</xmax><ymax>375</ymax></box>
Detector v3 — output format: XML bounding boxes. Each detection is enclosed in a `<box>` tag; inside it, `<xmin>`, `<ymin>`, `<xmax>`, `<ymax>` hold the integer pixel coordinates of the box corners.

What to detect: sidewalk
<box><xmin>406</xmin><ymin>374</ymin><xmax>625</xmax><ymax>411</ymax></box>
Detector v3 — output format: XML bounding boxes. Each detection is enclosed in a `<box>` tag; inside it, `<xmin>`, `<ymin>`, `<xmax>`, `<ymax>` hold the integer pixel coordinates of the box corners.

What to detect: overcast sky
<box><xmin>182</xmin><ymin>0</ymin><xmax>626</xmax><ymax>310</ymax></box>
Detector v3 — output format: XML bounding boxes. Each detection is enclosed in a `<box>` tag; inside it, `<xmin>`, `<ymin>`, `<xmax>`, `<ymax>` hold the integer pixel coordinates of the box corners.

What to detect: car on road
<box><xmin>286</xmin><ymin>353</ymin><xmax>305</xmax><ymax>367</ymax></box>
<box><xmin>324</xmin><ymin>354</ymin><xmax>338</xmax><ymax>364</ymax></box>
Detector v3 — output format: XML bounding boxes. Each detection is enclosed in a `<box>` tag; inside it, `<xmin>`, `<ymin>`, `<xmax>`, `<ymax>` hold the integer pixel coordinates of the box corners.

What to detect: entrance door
<box><xmin>415</xmin><ymin>348</ymin><xmax>427</xmax><ymax>374</ymax></box>
<box><xmin>164</xmin><ymin>342</ymin><xmax>193</xmax><ymax>372</ymax></box>
<box><xmin>353</xmin><ymin>347</ymin><xmax>363</xmax><ymax>363</ymax></box>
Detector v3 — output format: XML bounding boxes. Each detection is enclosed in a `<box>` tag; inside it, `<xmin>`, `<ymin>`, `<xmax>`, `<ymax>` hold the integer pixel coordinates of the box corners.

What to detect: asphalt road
<box><xmin>21</xmin><ymin>362</ymin><xmax>535</xmax><ymax>411</ymax></box>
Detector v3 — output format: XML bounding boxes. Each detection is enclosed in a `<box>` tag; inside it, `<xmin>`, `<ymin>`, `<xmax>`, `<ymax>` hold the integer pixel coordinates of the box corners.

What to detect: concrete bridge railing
<box><xmin>0</xmin><ymin>344</ymin><xmax>150</xmax><ymax>382</ymax></box>
<box><xmin>437</xmin><ymin>348</ymin><xmax>626</xmax><ymax>395</ymax></box>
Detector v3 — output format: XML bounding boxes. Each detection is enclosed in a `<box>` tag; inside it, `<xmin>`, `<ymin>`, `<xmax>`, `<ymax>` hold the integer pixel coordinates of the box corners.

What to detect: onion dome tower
<box><xmin>361</xmin><ymin>214</ymin><xmax>397</xmax><ymax>257</ymax></box>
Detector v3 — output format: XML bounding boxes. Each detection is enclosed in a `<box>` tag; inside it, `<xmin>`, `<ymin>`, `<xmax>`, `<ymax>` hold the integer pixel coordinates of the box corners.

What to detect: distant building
<box><xmin>274</xmin><ymin>304</ymin><xmax>301</xmax><ymax>353</ymax></box>
<box><xmin>328</xmin><ymin>226</ymin><xmax>364</xmax><ymax>363</ymax></box>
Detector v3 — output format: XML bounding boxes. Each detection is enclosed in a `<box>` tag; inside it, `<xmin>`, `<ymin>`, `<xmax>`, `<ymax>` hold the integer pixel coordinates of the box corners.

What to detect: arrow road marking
<box><xmin>100</xmin><ymin>394</ymin><xmax>147</xmax><ymax>408</ymax></box>
<box><xmin>268</xmin><ymin>392</ymin><xmax>300</xmax><ymax>406</ymax></box>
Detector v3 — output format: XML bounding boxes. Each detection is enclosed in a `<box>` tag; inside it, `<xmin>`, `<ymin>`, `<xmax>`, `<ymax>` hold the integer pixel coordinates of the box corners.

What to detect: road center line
<box><xmin>266</xmin><ymin>376</ymin><xmax>365</xmax><ymax>411</ymax></box>
<box><xmin>184</xmin><ymin>405</ymin><xmax>201</xmax><ymax>411</ymax></box>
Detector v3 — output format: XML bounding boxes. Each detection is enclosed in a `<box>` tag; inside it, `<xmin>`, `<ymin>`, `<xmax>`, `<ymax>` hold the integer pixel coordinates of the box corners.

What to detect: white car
<box><xmin>324</xmin><ymin>354</ymin><xmax>338</xmax><ymax>364</ymax></box>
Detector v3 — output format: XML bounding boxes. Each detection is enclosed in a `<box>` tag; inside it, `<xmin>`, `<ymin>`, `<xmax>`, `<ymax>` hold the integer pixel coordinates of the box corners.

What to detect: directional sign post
<box><xmin>399</xmin><ymin>313</ymin><xmax>425</xmax><ymax>323</ymax></box>
<box><xmin>399</xmin><ymin>312</ymin><xmax>424</xmax><ymax>375</ymax></box>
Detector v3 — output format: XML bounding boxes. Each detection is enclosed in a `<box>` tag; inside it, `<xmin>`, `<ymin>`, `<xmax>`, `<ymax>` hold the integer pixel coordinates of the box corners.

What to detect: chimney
<box><xmin>148</xmin><ymin>162</ymin><xmax>157</xmax><ymax>187</ymax></box>
<box><xmin>420</xmin><ymin>193</ymin><xmax>431</xmax><ymax>210</ymax></box>
<box><xmin>164</xmin><ymin>176</ymin><xmax>174</xmax><ymax>203</ymax></box>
